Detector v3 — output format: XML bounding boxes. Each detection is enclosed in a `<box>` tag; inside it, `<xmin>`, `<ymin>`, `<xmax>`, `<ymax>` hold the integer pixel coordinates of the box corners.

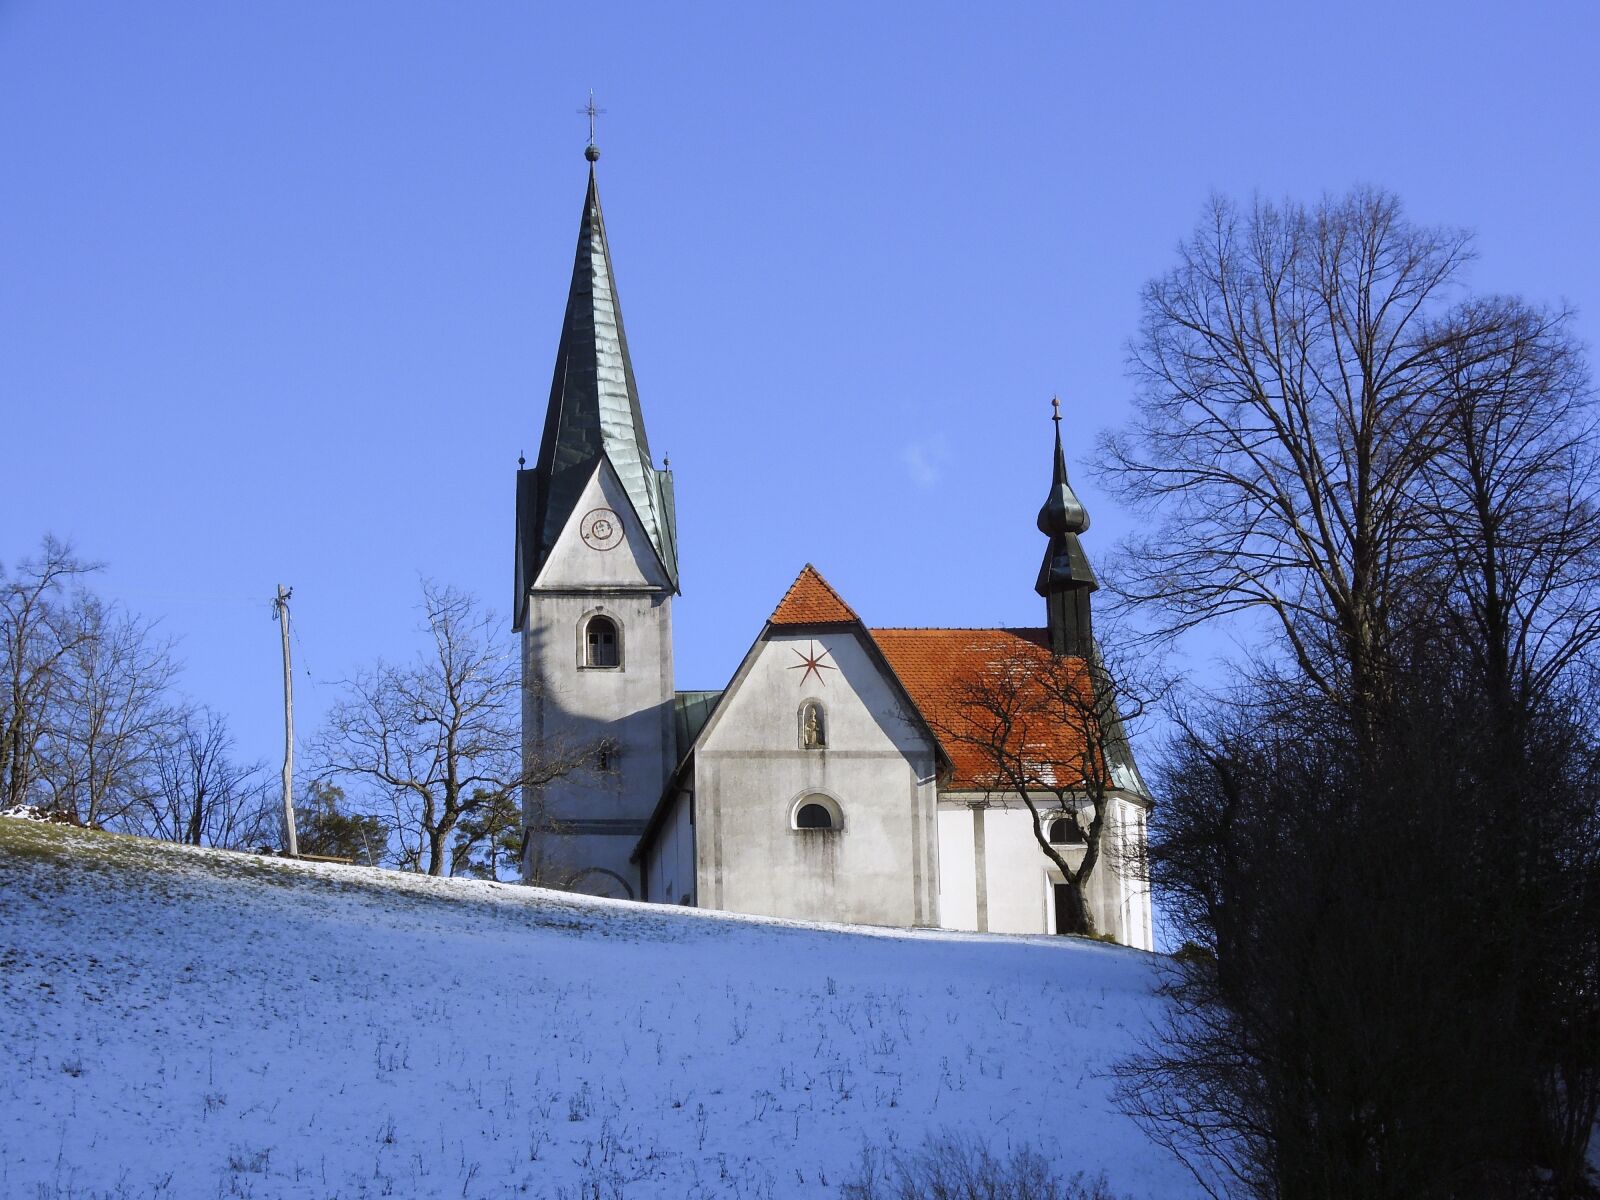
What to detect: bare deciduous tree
<box><xmin>313</xmin><ymin>581</ymin><xmax>602</xmax><ymax>877</ymax></box>
<box><xmin>1418</xmin><ymin>297</ymin><xmax>1600</xmax><ymax>717</ymax></box>
<box><xmin>1102</xmin><ymin>188</ymin><xmax>1512</xmax><ymax>726</ymax></box>
<box><xmin>36</xmin><ymin>595</ymin><xmax>181</xmax><ymax>828</ymax></box>
<box><xmin>139</xmin><ymin>705</ymin><xmax>273</xmax><ymax>849</ymax></box>
<box><xmin>0</xmin><ymin>538</ymin><xmax>101</xmax><ymax>810</ymax></box>
<box><xmin>1107</xmin><ymin>187</ymin><xmax>1600</xmax><ymax>1198</ymax></box>
<box><xmin>929</xmin><ymin>637</ymin><xmax>1151</xmax><ymax>937</ymax></box>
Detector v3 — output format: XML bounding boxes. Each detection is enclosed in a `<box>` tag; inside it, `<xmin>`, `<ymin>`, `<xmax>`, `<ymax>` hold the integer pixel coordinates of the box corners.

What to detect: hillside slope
<box><xmin>0</xmin><ymin>817</ymin><xmax>1197</xmax><ymax>1199</ymax></box>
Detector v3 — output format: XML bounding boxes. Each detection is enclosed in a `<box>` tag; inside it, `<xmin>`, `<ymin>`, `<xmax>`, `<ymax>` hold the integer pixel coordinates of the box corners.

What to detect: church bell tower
<box><xmin>512</xmin><ymin>138</ymin><xmax>679</xmax><ymax>898</ymax></box>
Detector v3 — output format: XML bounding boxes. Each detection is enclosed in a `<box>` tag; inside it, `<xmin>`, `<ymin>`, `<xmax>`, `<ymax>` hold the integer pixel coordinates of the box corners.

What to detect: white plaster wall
<box><xmin>523</xmin><ymin>460</ymin><xmax>675</xmax><ymax>899</ymax></box>
<box><xmin>643</xmin><ymin>789</ymin><xmax>694</xmax><ymax>905</ymax></box>
<box><xmin>935</xmin><ymin>806</ymin><xmax>977</xmax><ymax>931</ymax></box>
<box><xmin>694</xmin><ymin>630</ymin><xmax>939</xmax><ymax>927</ymax></box>
<box><xmin>936</xmin><ymin>794</ymin><xmax>1153</xmax><ymax>949</ymax></box>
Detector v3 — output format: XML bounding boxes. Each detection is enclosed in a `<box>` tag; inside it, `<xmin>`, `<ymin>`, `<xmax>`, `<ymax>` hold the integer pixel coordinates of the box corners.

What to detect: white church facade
<box><xmin>512</xmin><ymin>149</ymin><xmax>1153</xmax><ymax>949</ymax></box>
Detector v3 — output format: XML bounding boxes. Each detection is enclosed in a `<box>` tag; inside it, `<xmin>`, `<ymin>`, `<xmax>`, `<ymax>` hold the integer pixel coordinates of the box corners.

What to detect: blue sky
<box><xmin>4</xmin><ymin>1</ymin><xmax>1598</xmax><ymax>774</ymax></box>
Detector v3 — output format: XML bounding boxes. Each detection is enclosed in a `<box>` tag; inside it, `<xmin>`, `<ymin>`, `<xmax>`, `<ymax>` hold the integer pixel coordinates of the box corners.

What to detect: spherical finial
<box><xmin>518</xmin><ymin>450</ymin><xmax>526</xmax><ymax>469</ymax></box>
<box><xmin>585</xmin><ymin>143</ymin><xmax>600</xmax><ymax>163</ymax></box>
<box><xmin>1051</xmin><ymin>395</ymin><xmax>1061</xmax><ymax>423</ymax></box>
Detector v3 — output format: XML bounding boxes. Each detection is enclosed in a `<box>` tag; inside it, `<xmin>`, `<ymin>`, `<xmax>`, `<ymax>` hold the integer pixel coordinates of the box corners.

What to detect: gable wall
<box><xmin>692</xmin><ymin>630</ymin><xmax>939</xmax><ymax>926</ymax></box>
<box><xmin>535</xmin><ymin>460</ymin><xmax>672</xmax><ymax>591</ymax></box>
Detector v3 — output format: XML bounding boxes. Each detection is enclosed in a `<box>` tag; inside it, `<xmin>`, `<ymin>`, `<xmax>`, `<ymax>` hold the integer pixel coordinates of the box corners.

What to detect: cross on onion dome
<box><xmin>788</xmin><ymin>640</ymin><xmax>837</xmax><ymax>686</ymax></box>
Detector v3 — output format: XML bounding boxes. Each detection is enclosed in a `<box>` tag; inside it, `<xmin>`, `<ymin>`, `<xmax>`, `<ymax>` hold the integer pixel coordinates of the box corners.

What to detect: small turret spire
<box><xmin>1034</xmin><ymin>397</ymin><xmax>1098</xmax><ymax>656</ymax></box>
<box><xmin>1037</xmin><ymin>396</ymin><xmax>1090</xmax><ymax>536</ymax></box>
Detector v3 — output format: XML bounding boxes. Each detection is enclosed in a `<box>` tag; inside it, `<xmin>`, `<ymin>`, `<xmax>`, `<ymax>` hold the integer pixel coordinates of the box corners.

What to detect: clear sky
<box><xmin>4</xmin><ymin>1</ymin><xmax>1598</xmax><ymax>775</ymax></box>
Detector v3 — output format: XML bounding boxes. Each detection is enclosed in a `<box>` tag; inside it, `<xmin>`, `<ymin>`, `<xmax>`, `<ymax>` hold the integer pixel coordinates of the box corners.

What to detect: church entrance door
<box><xmin>1052</xmin><ymin>883</ymin><xmax>1072</xmax><ymax>935</ymax></box>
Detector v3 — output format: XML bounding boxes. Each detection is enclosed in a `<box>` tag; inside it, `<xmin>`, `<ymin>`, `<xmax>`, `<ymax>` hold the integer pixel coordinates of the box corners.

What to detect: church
<box><xmin>512</xmin><ymin>145</ymin><xmax>1153</xmax><ymax>950</ymax></box>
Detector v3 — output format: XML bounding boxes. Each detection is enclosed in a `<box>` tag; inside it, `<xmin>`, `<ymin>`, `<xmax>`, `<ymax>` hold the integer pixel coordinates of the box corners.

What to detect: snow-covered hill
<box><xmin>0</xmin><ymin>817</ymin><xmax>1196</xmax><ymax>1199</ymax></box>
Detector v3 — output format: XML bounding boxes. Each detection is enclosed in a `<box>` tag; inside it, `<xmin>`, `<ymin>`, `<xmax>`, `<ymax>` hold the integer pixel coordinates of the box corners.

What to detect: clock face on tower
<box><xmin>579</xmin><ymin>507</ymin><xmax>625</xmax><ymax>551</ymax></box>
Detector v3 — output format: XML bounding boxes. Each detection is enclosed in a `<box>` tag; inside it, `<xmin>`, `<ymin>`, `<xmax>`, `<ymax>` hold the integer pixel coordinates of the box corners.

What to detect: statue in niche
<box><xmin>802</xmin><ymin>702</ymin><xmax>826</xmax><ymax>749</ymax></box>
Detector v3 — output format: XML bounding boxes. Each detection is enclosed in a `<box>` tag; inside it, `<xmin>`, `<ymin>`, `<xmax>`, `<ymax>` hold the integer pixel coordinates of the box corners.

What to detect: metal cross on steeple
<box><xmin>579</xmin><ymin>90</ymin><xmax>605</xmax><ymax>161</ymax></box>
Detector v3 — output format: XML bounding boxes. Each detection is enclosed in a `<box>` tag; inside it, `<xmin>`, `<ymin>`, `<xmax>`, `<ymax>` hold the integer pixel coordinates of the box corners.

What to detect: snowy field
<box><xmin>0</xmin><ymin>816</ymin><xmax>1198</xmax><ymax>1199</ymax></box>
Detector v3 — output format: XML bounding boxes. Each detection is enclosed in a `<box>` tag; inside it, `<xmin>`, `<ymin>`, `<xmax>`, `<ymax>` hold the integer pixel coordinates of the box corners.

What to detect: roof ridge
<box><xmin>769</xmin><ymin>563</ymin><xmax>860</xmax><ymax>626</ymax></box>
<box><xmin>869</xmin><ymin>626</ymin><xmax>1049</xmax><ymax>633</ymax></box>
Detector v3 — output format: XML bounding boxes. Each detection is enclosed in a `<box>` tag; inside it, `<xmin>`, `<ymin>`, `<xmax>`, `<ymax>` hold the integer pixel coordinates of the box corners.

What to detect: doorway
<box><xmin>1053</xmin><ymin>883</ymin><xmax>1072</xmax><ymax>935</ymax></box>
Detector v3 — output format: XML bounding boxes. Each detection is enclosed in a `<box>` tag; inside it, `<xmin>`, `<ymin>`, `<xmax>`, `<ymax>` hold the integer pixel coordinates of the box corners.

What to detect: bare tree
<box><xmin>313</xmin><ymin>581</ymin><xmax>602</xmax><ymax>876</ymax></box>
<box><xmin>0</xmin><ymin>538</ymin><xmax>101</xmax><ymax>810</ymax></box>
<box><xmin>1416</xmin><ymin>302</ymin><xmax>1600</xmax><ymax>1189</ymax></box>
<box><xmin>35</xmin><ymin>594</ymin><xmax>181</xmax><ymax>828</ymax></box>
<box><xmin>1107</xmin><ymin>188</ymin><xmax>1600</xmax><ymax>1197</ymax></box>
<box><xmin>138</xmin><ymin>705</ymin><xmax>273</xmax><ymax>849</ymax></box>
<box><xmin>1101</xmin><ymin>189</ymin><xmax>1518</xmax><ymax>728</ymax></box>
<box><xmin>929</xmin><ymin>637</ymin><xmax>1151</xmax><ymax>937</ymax></box>
<box><xmin>1417</xmin><ymin>298</ymin><xmax>1600</xmax><ymax>717</ymax></box>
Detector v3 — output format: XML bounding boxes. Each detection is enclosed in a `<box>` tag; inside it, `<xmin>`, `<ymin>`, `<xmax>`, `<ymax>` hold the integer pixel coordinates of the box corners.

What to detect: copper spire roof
<box><xmin>769</xmin><ymin>564</ymin><xmax>860</xmax><ymax>626</ymax></box>
<box><xmin>524</xmin><ymin>161</ymin><xmax>678</xmax><ymax>593</ymax></box>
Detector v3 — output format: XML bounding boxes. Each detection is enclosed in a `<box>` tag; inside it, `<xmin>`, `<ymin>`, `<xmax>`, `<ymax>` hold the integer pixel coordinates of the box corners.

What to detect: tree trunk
<box><xmin>426</xmin><ymin>828</ymin><xmax>448</xmax><ymax>876</ymax></box>
<box><xmin>1061</xmin><ymin>878</ymin><xmax>1094</xmax><ymax>937</ymax></box>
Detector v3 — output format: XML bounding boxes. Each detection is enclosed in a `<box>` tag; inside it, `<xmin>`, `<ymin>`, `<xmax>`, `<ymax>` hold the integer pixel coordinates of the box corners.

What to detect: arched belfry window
<box><xmin>791</xmin><ymin>792</ymin><xmax>843</xmax><ymax>832</ymax></box>
<box><xmin>582</xmin><ymin>614</ymin><xmax>621</xmax><ymax>669</ymax></box>
<box><xmin>1049</xmin><ymin>814</ymin><xmax>1085</xmax><ymax>846</ymax></box>
<box><xmin>799</xmin><ymin>701</ymin><xmax>827</xmax><ymax>749</ymax></box>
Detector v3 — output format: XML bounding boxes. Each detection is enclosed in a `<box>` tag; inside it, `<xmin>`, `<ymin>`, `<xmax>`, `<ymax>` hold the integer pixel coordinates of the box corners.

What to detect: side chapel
<box><xmin>512</xmin><ymin>146</ymin><xmax>1153</xmax><ymax>949</ymax></box>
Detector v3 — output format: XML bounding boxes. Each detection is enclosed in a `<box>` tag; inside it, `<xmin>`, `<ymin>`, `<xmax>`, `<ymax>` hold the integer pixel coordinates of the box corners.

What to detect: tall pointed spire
<box><xmin>1035</xmin><ymin>398</ymin><xmax>1097</xmax><ymax>656</ymax></box>
<box><xmin>515</xmin><ymin>149</ymin><xmax>679</xmax><ymax>625</ymax></box>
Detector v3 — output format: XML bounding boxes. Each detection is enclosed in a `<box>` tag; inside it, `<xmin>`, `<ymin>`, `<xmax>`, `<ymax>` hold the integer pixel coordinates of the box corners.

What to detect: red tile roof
<box><xmin>763</xmin><ymin>567</ymin><xmax>1101</xmax><ymax>791</ymax></box>
<box><xmin>769</xmin><ymin>564</ymin><xmax>860</xmax><ymax>626</ymax></box>
<box><xmin>870</xmin><ymin>627</ymin><xmax>1096</xmax><ymax>791</ymax></box>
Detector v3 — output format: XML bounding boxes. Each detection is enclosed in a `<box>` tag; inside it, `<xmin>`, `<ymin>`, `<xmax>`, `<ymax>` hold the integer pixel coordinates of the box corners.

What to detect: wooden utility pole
<box><xmin>274</xmin><ymin>584</ymin><xmax>298</xmax><ymax>857</ymax></box>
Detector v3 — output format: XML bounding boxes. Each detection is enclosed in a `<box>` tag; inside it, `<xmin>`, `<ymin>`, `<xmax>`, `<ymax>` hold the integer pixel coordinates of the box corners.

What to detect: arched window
<box><xmin>799</xmin><ymin>701</ymin><xmax>827</xmax><ymax>749</ymax></box>
<box><xmin>792</xmin><ymin>793</ymin><xmax>843</xmax><ymax>831</ymax></box>
<box><xmin>796</xmin><ymin>803</ymin><xmax>834</xmax><ymax>829</ymax></box>
<box><xmin>584</xmin><ymin>615</ymin><xmax>620</xmax><ymax>668</ymax></box>
<box><xmin>1049</xmin><ymin>815</ymin><xmax>1085</xmax><ymax>845</ymax></box>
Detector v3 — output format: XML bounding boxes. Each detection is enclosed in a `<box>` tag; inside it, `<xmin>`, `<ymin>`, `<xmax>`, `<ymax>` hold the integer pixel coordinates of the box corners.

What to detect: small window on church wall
<box><xmin>584</xmin><ymin>616</ymin><xmax>620</xmax><ymax>668</ymax></box>
<box><xmin>792</xmin><ymin>793</ymin><xmax>843</xmax><ymax>832</ymax></box>
<box><xmin>1049</xmin><ymin>815</ymin><xmax>1085</xmax><ymax>845</ymax></box>
<box><xmin>800</xmin><ymin>701</ymin><xmax>827</xmax><ymax>749</ymax></box>
<box><xmin>796</xmin><ymin>803</ymin><xmax>834</xmax><ymax>830</ymax></box>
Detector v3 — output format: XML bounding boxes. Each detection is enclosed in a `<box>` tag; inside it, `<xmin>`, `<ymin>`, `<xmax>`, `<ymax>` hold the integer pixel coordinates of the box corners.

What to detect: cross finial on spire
<box><xmin>580</xmin><ymin>90</ymin><xmax>605</xmax><ymax>162</ymax></box>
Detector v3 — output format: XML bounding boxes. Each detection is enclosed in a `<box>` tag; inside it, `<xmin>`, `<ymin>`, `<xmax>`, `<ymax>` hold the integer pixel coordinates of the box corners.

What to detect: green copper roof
<box><xmin>672</xmin><ymin>690</ymin><xmax>722</xmax><ymax>759</ymax></box>
<box><xmin>521</xmin><ymin>164</ymin><xmax>678</xmax><ymax>606</ymax></box>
